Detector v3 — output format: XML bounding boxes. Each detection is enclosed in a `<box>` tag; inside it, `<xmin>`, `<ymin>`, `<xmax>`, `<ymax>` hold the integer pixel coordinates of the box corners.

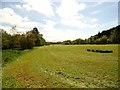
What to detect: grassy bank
<box><xmin>2</xmin><ymin>49</ymin><xmax>32</xmax><ymax>67</ymax></box>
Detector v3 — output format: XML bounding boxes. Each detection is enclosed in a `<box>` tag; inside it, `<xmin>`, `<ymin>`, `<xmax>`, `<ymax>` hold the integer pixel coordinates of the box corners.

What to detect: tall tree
<box><xmin>2</xmin><ymin>30</ymin><xmax>11</xmax><ymax>49</ymax></box>
<box><xmin>28</xmin><ymin>27</ymin><xmax>46</xmax><ymax>46</ymax></box>
<box><xmin>10</xmin><ymin>25</ymin><xmax>17</xmax><ymax>51</ymax></box>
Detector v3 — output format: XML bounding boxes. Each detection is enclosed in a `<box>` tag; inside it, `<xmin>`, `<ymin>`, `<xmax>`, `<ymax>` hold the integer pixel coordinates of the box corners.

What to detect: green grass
<box><xmin>2</xmin><ymin>49</ymin><xmax>32</xmax><ymax>67</ymax></box>
<box><xmin>0</xmin><ymin>50</ymin><xmax>2</xmax><ymax>89</ymax></box>
<box><xmin>2</xmin><ymin>45</ymin><xmax>119</xmax><ymax>88</ymax></box>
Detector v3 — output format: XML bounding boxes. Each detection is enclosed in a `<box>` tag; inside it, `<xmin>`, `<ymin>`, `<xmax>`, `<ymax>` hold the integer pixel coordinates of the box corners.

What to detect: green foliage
<box><xmin>13</xmin><ymin>34</ymin><xmax>21</xmax><ymax>48</ymax></box>
<box><xmin>2</xmin><ymin>48</ymin><xmax>32</xmax><ymax>66</ymax></box>
<box><xmin>19</xmin><ymin>35</ymin><xmax>28</xmax><ymax>50</ymax></box>
<box><xmin>90</xmin><ymin>25</ymin><xmax>120</xmax><ymax>44</ymax></box>
<box><xmin>63</xmin><ymin>40</ymin><xmax>72</xmax><ymax>45</ymax></box>
<box><xmin>2</xmin><ymin>30</ymin><xmax>11</xmax><ymax>49</ymax></box>
<box><xmin>95</xmin><ymin>35</ymin><xmax>108</xmax><ymax>44</ymax></box>
<box><xmin>62</xmin><ymin>38</ymin><xmax>87</xmax><ymax>45</ymax></box>
<box><xmin>1</xmin><ymin>27</ymin><xmax>46</xmax><ymax>50</ymax></box>
<box><xmin>110</xmin><ymin>28</ymin><xmax>120</xmax><ymax>44</ymax></box>
<box><xmin>28</xmin><ymin>27</ymin><xmax>46</xmax><ymax>46</ymax></box>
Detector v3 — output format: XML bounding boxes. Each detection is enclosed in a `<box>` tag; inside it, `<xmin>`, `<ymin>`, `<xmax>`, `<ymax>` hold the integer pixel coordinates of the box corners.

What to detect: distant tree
<box><xmin>88</xmin><ymin>36</ymin><xmax>95</xmax><ymax>44</ymax></box>
<box><xmin>28</xmin><ymin>27</ymin><xmax>46</xmax><ymax>46</ymax></box>
<box><xmin>26</xmin><ymin>31</ymin><xmax>35</xmax><ymax>46</ymax></box>
<box><xmin>94</xmin><ymin>38</ymin><xmax>101</xmax><ymax>44</ymax></box>
<box><xmin>1</xmin><ymin>27</ymin><xmax>46</xmax><ymax>50</ymax></box>
<box><xmin>10</xmin><ymin>25</ymin><xmax>17</xmax><ymax>35</ymax></box>
<box><xmin>32</xmin><ymin>27</ymin><xmax>39</xmax><ymax>34</ymax></box>
<box><xmin>63</xmin><ymin>40</ymin><xmax>72</xmax><ymax>45</ymax></box>
<box><xmin>13</xmin><ymin>34</ymin><xmax>21</xmax><ymax>48</ymax></box>
<box><xmin>95</xmin><ymin>35</ymin><xmax>108</xmax><ymax>44</ymax></box>
<box><xmin>72</xmin><ymin>40</ymin><xmax>77</xmax><ymax>44</ymax></box>
<box><xmin>0</xmin><ymin>29</ymin><xmax>2</xmax><ymax>50</ymax></box>
<box><xmin>10</xmin><ymin>25</ymin><xmax>17</xmax><ymax>51</ymax></box>
<box><xmin>45</xmin><ymin>42</ymin><xmax>50</xmax><ymax>45</ymax></box>
<box><xmin>2</xmin><ymin>30</ymin><xmax>11</xmax><ymax>49</ymax></box>
<box><xmin>19</xmin><ymin>35</ymin><xmax>28</xmax><ymax>50</ymax></box>
<box><xmin>75</xmin><ymin>38</ymin><xmax>82</xmax><ymax>44</ymax></box>
<box><xmin>110</xmin><ymin>27</ymin><xmax>120</xmax><ymax>44</ymax></box>
<box><xmin>84</xmin><ymin>39</ymin><xmax>89</xmax><ymax>44</ymax></box>
<box><xmin>97</xmin><ymin>31</ymin><xmax>101</xmax><ymax>38</ymax></box>
<box><xmin>27</xmin><ymin>35</ymin><xmax>35</xmax><ymax>49</ymax></box>
<box><xmin>56</xmin><ymin>41</ymin><xmax>62</xmax><ymax>44</ymax></box>
<box><xmin>107</xmin><ymin>38</ymin><xmax>112</xmax><ymax>44</ymax></box>
<box><xmin>39</xmin><ymin>37</ymin><xmax>46</xmax><ymax>46</ymax></box>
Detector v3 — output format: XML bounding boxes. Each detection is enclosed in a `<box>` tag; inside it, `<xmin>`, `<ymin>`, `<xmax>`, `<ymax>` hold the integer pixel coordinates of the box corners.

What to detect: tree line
<box><xmin>1</xmin><ymin>25</ymin><xmax>120</xmax><ymax>49</ymax></box>
<box><xmin>47</xmin><ymin>25</ymin><xmax>120</xmax><ymax>45</ymax></box>
<box><xmin>1</xmin><ymin>27</ymin><xmax>46</xmax><ymax>50</ymax></box>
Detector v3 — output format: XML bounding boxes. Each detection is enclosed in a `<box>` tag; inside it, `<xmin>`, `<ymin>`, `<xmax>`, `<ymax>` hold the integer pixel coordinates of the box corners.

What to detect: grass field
<box><xmin>2</xmin><ymin>49</ymin><xmax>32</xmax><ymax>67</ymax></box>
<box><xmin>2</xmin><ymin>45</ymin><xmax>119</xmax><ymax>88</ymax></box>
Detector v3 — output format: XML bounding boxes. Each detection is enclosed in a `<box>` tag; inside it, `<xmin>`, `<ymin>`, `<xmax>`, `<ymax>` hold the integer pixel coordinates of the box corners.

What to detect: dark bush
<box><xmin>4</xmin><ymin>58</ymin><xmax>10</xmax><ymax>62</ymax></box>
<box><xmin>99</xmin><ymin>50</ymin><xmax>113</xmax><ymax>53</ymax></box>
<box><xmin>87</xmin><ymin>49</ymin><xmax>113</xmax><ymax>53</ymax></box>
<box><xmin>92</xmin><ymin>50</ymin><xmax>95</xmax><ymax>52</ymax></box>
<box><xmin>87</xmin><ymin>49</ymin><xmax>91</xmax><ymax>51</ymax></box>
<box><xmin>96</xmin><ymin>50</ymin><xmax>99</xmax><ymax>52</ymax></box>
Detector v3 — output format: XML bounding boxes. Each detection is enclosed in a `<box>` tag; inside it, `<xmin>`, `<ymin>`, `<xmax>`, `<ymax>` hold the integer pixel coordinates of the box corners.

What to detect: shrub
<box><xmin>87</xmin><ymin>49</ymin><xmax>113</xmax><ymax>53</ymax></box>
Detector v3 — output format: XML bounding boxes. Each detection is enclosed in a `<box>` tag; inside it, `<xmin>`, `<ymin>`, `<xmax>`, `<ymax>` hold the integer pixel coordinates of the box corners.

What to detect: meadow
<box><xmin>2</xmin><ymin>44</ymin><xmax>119</xmax><ymax>88</ymax></box>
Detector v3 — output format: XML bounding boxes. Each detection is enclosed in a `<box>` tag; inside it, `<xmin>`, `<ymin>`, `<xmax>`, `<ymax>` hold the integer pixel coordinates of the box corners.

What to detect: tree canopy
<box><xmin>1</xmin><ymin>27</ymin><xmax>46</xmax><ymax>50</ymax></box>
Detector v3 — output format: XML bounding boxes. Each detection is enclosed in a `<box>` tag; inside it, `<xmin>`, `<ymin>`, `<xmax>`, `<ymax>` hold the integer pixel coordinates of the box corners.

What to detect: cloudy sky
<box><xmin>0</xmin><ymin>0</ymin><xmax>119</xmax><ymax>42</ymax></box>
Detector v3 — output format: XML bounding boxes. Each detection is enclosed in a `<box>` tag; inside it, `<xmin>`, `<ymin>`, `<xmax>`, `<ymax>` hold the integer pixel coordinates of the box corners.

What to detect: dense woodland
<box><xmin>1</xmin><ymin>25</ymin><xmax>120</xmax><ymax>50</ymax></box>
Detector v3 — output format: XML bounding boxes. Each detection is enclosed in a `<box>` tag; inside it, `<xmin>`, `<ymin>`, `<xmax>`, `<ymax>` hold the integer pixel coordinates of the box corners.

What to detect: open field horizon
<box><xmin>1</xmin><ymin>1</ymin><xmax>119</xmax><ymax>88</ymax></box>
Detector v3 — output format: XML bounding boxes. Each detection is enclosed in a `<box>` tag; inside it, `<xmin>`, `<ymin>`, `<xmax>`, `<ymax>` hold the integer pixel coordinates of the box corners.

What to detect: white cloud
<box><xmin>61</xmin><ymin>18</ymin><xmax>87</xmax><ymax>28</ymax></box>
<box><xmin>55</xmin><ymin>0</ymin><xmax>100</xmax><ymax>33</ymax></box>
<box><xmin>2</xmin><ymin>0</ymin><xmax>119</xmax><ymax>2</ymax></box>
<box><xmin>39</xmin><ymin>0</ymin><xmax>100</xmax><ymax>41</ymax></box>
<box><xmin>0</xmin><ymin>8</ymin><xmax>23</xmax><ymax>24</ymax></box>
<box><xmin>22</xmin><ymin>4</ymin><xmax>32</xmax><ymax>11</ymax></box>
<box><xmin>22</xmin><ymin>0</ymin><xmax>55</xmax><ymax>16</ymax></box>
<box><xmin>91</xmin><ymin>10</ymin><xmax>101</xmax><ymax>15</ymax></box>
<box><xmin>75</xmin><ymin>0</ymin><xmax>119</xmax><ymax>2</ymax></box>
<box><xmin>0</xmin><ymin>25</ymin><xmax>28</xmax><ymax>34</ymax></box>
<box><xmin>42</xmin><ymin>20</ymin><xmax>89</xmax><ymax>42</ymax></box>
<box><xmin>0</xmin><ymin>25</ymin><xmax>11</xmax><ymax>33</ymax></box>
<box><xmin>16</xmin><ymin>5</ymin><xmax>22</xmax><ymax>9</ymax></box>
<box><xmin>91</xmin><ymin>18</ymin><xmax>98</xmax><ymax>23</ymax></box>
<box><xmin>61</xmin><ymin>17</ymin><xmax>99</xmax><ymax>29</ymax></box>
<box><xmin>56</xmin><ymin>0</ymin><xmax>86</xmax><ymax>19</ymax></box>
<box><xmin>0</xmin><ymin>8</ymin><xmax>41</xmax><ymax>33</ymax></box>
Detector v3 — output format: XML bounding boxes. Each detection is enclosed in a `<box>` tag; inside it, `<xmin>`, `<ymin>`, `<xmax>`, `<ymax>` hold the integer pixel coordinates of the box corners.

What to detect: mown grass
<box><xmin>2</xmin><ymin>44</ymin><xmax>119</xmax><ymax>88</ymax></box>
<box><xmin>0</xmin><ymin>50</ymin><xmax>2</xmax><ymax>89</ymax></box>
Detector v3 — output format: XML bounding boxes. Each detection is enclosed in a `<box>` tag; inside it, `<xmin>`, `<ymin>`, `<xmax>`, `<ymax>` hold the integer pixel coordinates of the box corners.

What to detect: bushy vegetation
<box><xmin>87</xmin><ymin>25</ymin><xmax>120</xmax><ymax>44</ymax></box>
<box><xmin>87</xmin><ymin>49</ymin><xmax>113</xmax><ymax>53</ymax></box>
<box><xmin>1</xmin><ymin>27</ymin><xmax>46</xmax><ymax>50</ymax></box>
<box><xmin>2</xmin><ymin>49</ymin><xmax>32</xmax><ymax>66</ymax></box>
